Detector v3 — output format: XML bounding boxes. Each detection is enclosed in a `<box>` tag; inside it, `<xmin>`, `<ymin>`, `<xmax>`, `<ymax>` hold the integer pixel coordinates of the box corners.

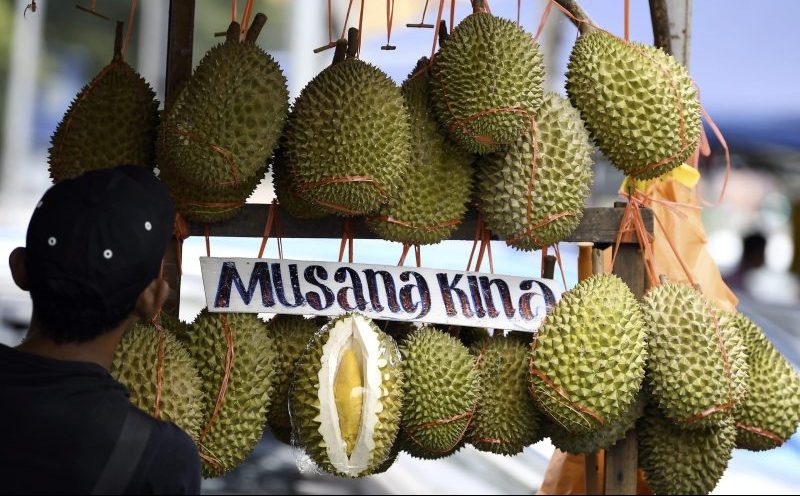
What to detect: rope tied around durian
<box><xmin>257</xmin><ymin>199</ymin><xmax>283</xmax><ymax>259</ymax></box>
<box><xmin>403</xmin><ymin>346</ymin><xmax>486</xmax><ymax>455</ymax></box>
<box><xmin>165</xmin><ymin>126</ymin><xmax>242</xmax><ymax>189</ymax></box>
<box><xmin>734</xmin><ymin>422</ymin><xmax>785</xmax><ymax>446</ymax></box>
<box><xmin>172</xmin><ymin>212</ymin><xmax>189</xmax><ymax>275</ymax></box>
<box><xmin>466</xmin><ymin>216</ymin><xmax>494</xmax><ymax>274</ymax></box>
<box><xmin>378</xmin><ymin>215</ymin><xmax>463</xmax><ymax>233</ymax></box>
<box><xmin>295</xmin><ymin>175</ymin><xmax>389</xmax><ymax>217</ymax></box>
<box><xmin>397</xmin><ymin>243</ymin><xmax>422</xmax><ymax>268</ymax></box>
<box><xmin>338</xmin><ymin>219</ymin><xmax>355</xmax><ymax>263</ymax></box>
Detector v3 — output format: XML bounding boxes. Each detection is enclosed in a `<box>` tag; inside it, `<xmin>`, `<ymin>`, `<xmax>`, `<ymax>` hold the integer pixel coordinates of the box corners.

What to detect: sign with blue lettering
<box><xmin>200</xmin><ymin>257</ymin><xmax>562</xmax><ymax>332</ymax></box>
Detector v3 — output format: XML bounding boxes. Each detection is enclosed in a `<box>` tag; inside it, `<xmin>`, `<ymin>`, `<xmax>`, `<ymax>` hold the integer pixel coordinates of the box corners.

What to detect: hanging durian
<box><xmin>285</xmin><ymin>32</ymin><xmax>411</xmax><ymax>217</ymax></box>
<box><xmin>158</xmin><ymin>15</ymin><xmax>288</xmax><ymax>222</ymax></box>
<box><xmin>530</xmin><ymin>274</ymin><xmax>646</xmax><ymax>434</ymax></box>
<box><xmin>111</xmin><ymin>322</ymin><xmax>204</xmax><ymax>439</ymax></box>
<box><xmin>181</xmin><ymin>310</ymin><xmax>277</xmax><ymax>478</ymax></box>
<box><xmin>478</xmin><ymin>92</ymin><xmax>593</xmax><ymax>251</ymax></box>
<box><xmin>270</xmin><ymin>136</ymin><xmax>327</xmax><ymax>220</ymax></box>
<box><xmin>430</xmin><ymin>0</ymin><xmax>544</xmax><ymax>154</ymax></box>
<box><xmin>290</xmin><ymin>314</ymin><xmax>403</xmax><ymax>477</ymax></box>
<box><xmin>49</xmin><ymin>21</ymin><xmax>159</xmax><ymax>183</ymax></box>
<box><xmin>366</xmin><ymin>57</ymin><xmax>473</xmax><ymax>245</ymax></box>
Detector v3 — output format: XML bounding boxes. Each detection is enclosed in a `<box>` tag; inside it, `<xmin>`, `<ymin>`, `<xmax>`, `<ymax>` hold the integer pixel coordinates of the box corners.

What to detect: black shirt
<box><xmin>0</xmin><ymin>344</ymin><xmax>201</xmax><ymax>494</ymax></box>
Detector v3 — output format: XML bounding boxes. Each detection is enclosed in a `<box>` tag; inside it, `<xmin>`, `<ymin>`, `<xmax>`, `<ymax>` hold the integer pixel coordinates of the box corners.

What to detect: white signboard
<box><xmin>200</xmin><ymin>257</ymin><xmax>562</xmax><ymax>333</ymax></box>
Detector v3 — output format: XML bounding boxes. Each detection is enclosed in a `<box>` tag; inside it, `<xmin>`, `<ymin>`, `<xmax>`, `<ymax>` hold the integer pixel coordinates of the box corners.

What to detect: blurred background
<box><xmin>0</xmin><ymin>0</ymin><xmax>798</xmax><ymax>493</ymax></box>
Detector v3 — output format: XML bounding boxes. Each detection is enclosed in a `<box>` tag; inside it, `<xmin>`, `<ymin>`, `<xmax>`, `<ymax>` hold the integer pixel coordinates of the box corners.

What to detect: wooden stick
<box><xmin>552</xmin><ymin>0</ymin><xmax>597</xmax><ymax>34</ymax></box>
<box><xmin>346</xmin><ymin>27</ymin><xmax>359</xmax><ymax>59</ymax></box>
<box><xmin>592</xmin><ymin>247</ymin><xmax>605</xmax><ymax>276</ymax></box>
<box><xmin>244</xmin><ymin>13</ymin><xmax>267</xmax><ymax>45</ymax></box>
<box><xmin>331</xmin><ymin>38</ymin><xmax>348</xmax><ymax>66</ymax></box>
<box><xmin>578</xmin><ymin>242</ymin><xmax>593</xmax><ymax>281</ymax></box>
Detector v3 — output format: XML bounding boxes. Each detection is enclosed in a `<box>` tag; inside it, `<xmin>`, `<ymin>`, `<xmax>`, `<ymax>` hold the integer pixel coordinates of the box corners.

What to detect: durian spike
<box><xmin>331</xmin><ymin>38</ymin><xmax>348</xmax><ymax>66</ymax></box>
<box><xmin>112</xmin><ymin>21</ymin><xmax>124</xmax><ymax>61</ymax></box>
<box><xmin>552</xmin><ymin>0</ymin><xmax>597</xmax><ymax>34</ymax></box>
<box><xmin>245</xmin><ymin>13</ymin><xmax>267</xmax><ymax>45</ymax></box>
<box><xmin>225</xmin><ymin>21</ymin><xmax>241</xmax><ymax>43</ymax></box>
<box><xmin>438</xmin><ymin>20</ymin><xmax>449</xmax><ymax>48</ymax></box>
<box><xmin>346</xmin><ymin>27</ymin><xmax>359</xmax><ymax>59</ymax></box>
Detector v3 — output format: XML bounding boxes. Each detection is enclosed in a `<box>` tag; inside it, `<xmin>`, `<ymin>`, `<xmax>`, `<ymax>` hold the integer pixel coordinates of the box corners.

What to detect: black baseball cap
<box><xmin>25</xmin><ymin>165</ymin><xmax>174</xmax><ymax>312</ymax></box>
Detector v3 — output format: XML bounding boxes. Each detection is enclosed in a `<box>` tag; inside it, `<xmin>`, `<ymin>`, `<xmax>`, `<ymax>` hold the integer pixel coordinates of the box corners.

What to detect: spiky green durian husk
<box><xmin>270</xmin><ymin>136</ymin><xmax>327</xmax><ymax>220</ymax></box>
<box><xmin>366</xmin><ymin>59</ymin><xmax>473</xmax><ymax>245</ymax></box>
<box><xmin>264</xmin><ymin>314</ymin><xmax>319</xmax><ymax>444</ymax></box>
<box><xmin>285</xmin><ymin>59</ymin><xmax>411</xmax><ymax>216</ymax></box>
<box><xmin>734</xmin><ymin>313</ymin><xmax>800</xmax><ymax>451</ymax></box>
<box><xmin>546</xmin><ymin>392</ymin><xmax>645</xmax><ymax>455</ymax></box>
<box><xmin>290</xmin><ymin>314</ymin><xmax>404</xmax><ymax>477</ymax></box>
<box><xmin>430</xmin><ymin>12</ymin><xmax>544</xmax><ymax>154</ymax></box>
<box><xmin>469</xmin><ymin>336</ymin><xmax>543</xmax><ymax>455</ymax></box>
<box><xmin>458</xmin><ymin>327</ymin><xmax>490</xmax><ymax>348</ymax></box>
<box><xmin>530</xmin><ymin>274</ymin><xmax>646</xmax><ymax>434</ymax></box>
<box><xmin>566</xmin><ymin>30</ymin><xmax>701</xmax><ymax>179</ymax></box>
<box><xmin>399</xmin><ymin>327</ymin><xmax>479</xmax><ymax>458</ymax></box>
<box><xmin>158</xmin><ymin>38</ymin><xmax>287</xmax><ymax>191</ymax></box>
<box><xmin>376</xmin><ymin>319</ymin><xmax>417</xmax><ymax>345</ymax></box>
<box><xmin>638</xmin><ymin>406</ymin><xmax>735</xmax><ymax>495</ymax></box>
<box><xmin>159</xmin><ymin>312</ymin><xmax>191</xmax><ymax>338</ymax></box>
<box><xmin>400</xmin><ymin>432</ymin><xmax>466</xmax><ymax>460</ymax></box>
<box><xmin>183</xmin><ymin>310</ymin><xmax>277</xmax><ymax>478</ymax></box>
<box><xmin>111</xmin><ymin>323</ymin><xmax>204</xmax><ymax>438</ymax></box>
<box><xmin>477</xmin><ymin>93</ymin><xmax>593</xmax><ymax>251</ymax></box>
<box><xmin>373</xmin><ymin>438</ymin><xmax>402</xmax><ymax>474</ymax></box>
<box><xmin>49</xmin><ymin>54</ymin><xmax>158</xmax><ymax>183</ymax></box>
<box><xmin>643</xmin><ymin>283</ymin><xmax>748</xmax><ymax>429</ymax></box>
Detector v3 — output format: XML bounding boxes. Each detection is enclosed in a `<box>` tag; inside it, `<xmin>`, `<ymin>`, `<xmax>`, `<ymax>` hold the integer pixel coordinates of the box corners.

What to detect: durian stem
<box><xmin>542</xmin><ymin>255</ymin><xmax>557</xmax><ymax>280</ymax></box>
<box><xmin>552</xmin><ymin>0</ymin><xmax>597</xmax><ymax>34</ymax></box>
<box><xmin>244</xmin><ymin>13</ymin><xmax>267</xmax><ymax>45</ymax></box>
<box><xmin>113</xmin><ymin>21</ymin><xmax>124</xmax><ymax>60</ymax></box>
<box><xmin>470</xmin><ymin>0</ymin><xmax>487</xmax><ymax>14</ymax></box>
<box><xmin>225</xmin><ymin>21</ymin><xmax>240</xmax><ymax>43</ymax></box>
<box><xmin>438</xmin><ymin>20</ymin><xmax>449</xmax><ymax>48</ymax></box>
<box><xmin>659</xmin><ymin>274</ymin><xmax>670</xmax><ymax>285</ymax></box>
<box><xmin>592</xmin><ymin>248</ymin><xmax>605</xmax><ymax>275</ymax></box>
<box><xmin>346</xmin><ymin>27</ymin><xmax>359</xmax><ymax>59</ymax></box>
<box><xmin>331</xmin><ymin>38</ymin><xmax>348</xmax><ymax>66</ymax></box>
<box><xmin>648</xmin><ymin>0</ymin><xmax>673</xmax><ymax>53</ymax></box>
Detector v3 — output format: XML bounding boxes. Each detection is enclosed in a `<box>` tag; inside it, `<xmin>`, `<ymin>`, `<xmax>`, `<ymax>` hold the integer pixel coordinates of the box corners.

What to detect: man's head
<box><xmin>9</xmin><ymin>166</ymin><xmax>175</xmax><ymax>344</ymax></box>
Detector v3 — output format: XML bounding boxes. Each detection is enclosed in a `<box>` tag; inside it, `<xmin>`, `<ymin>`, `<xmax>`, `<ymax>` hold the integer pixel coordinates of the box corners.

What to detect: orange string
<box><xmin>533</xmin><ymin>2</ymin><xmax>553</xmax><ymax>42</ymax></box>
<box><xmin>339</xmin><ymin>0</ymin><xmax>355</xmax><ymax>40</ymax></box>
<box><xmin>430</xmin><ymin>0</ymin><xmax>446</xmax><ymax>60</ymax></box>
<box><xmin>240</xmin><ymin>0</ymin><xmax>255</xmax><ymax>38</ymax></box>
<box><xmin>701</xmin><ymin>107</ymin><xmax>732</xmax><ymax>204</ymax></box>
<box><xmin>257</xmin><ymin>200</ymin><xmax>278</xmax><ymax>258</ymax></box>
<box><xmin>204</xmin><ymin>225</ymin><xmax>211</xmax><ymax>257</ymax></box>
<box><xmin>231</xmin><ymin>0</ymin><xmax>237</xmax><ymax>22</ymax></box>
<box><xmin>397</xmin><ymin>243</ymin><xmax>412</xmax><ymax>266</ymax></box>
<box><xmin>552</xmin><ymin>243</ymin><xmax>568</xmax><ymax>290</ymax></box>
<box><xmin>122</xmin><ymin>0</ymin><xmax>138</xmax><ymax>57</ymax></box>
<box><xmin>419</xmin><ymin>0</ymin><xmax>430</xmax><ymax>24</ymax></box>
<box><xmin>198</xmin><ymin>314</ymin><xmax>235</xmax><ymax>446</ymax></box>
<box><xmin>385</xmin><ymin>0</ymin><xmax>395</xmax><ymax>45</ymax></box>
<box><xmin>356</xmin><ymin>0</ymin><xmax>365</xmax><ymax>57</ymax></box>
<box><xmin>449</xmin><ymin>0</ymin><xmax>455</xmax><ymax>33</ymax></box>
<box><xmin>624</xmin><ymin>0</ymin><xmax>630</xmax><ymax>41</ymax></box>
<box><xmin>338</xmin><ymin>219</ymin><xmax>355</xmax><ymax>263</ymax></box>
<box><xmin>735</xmin><ymin>422</ymin><xmax>785</xmax><ymax>446</ymax></box>
<box><xmin>173</xmin><ymin>213</ymin><xmax>189</xmax><ymax>276</ymax></box>
<box><xmin>327</xmin><ymin>0</ymin><xmax>333</xmax><ymax>43</ymax></box>
<box><xmin>415</xmin><ymin>244</ymin><xmax>422</xmax><ymax>268</ymax></box>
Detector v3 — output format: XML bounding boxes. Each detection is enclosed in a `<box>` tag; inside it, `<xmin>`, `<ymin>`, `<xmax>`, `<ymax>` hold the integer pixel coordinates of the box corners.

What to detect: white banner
<box><xmin>200</xmin><ymin>257</ymin><xmax>562</xmax><ymax>333</ymax></box>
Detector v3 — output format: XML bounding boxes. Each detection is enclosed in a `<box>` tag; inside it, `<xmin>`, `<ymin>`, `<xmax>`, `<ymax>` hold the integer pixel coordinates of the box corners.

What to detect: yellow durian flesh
<box><xmin>334</xmin><ymin>346</ymin><xmax>365</xmax><ymax>456</ymax></box>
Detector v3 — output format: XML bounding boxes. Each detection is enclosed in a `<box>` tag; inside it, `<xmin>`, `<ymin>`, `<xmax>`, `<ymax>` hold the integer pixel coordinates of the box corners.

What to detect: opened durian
<box><xmin>111</xmin><ymin>322</ymin><xmax>204</xmax><ymax>438</ymax></box>
<box><xmin>469</xmin><ymin>335</ymin><xmax>543</xmax><ymax>455</ymax></box>
<box><xmin>182</xmin><ymin>310</ymin><xmax>277</xmax><ymax>478</ymax></box>
<box><xmin>158</xmin><ymin>17</ymin><xmax>288</xmax><ymax>222</ymax></box>
<box><xmin>285</xmin><ymin>36</ymin><xmax>410</xmax><ymax>217</ymax></box>
<box><xmin>430</xmin><ymin>2</ymin><xmax>544</xmax><ymax>154</ymax></box>
<box><xmin>638</xmin><ymin>405</ymin><xmax>735</xmax><ymax>495</ymax></box>
<box><xmin>399</xmin><ymin>327</ymin><xmax>479</xmax><ymax>458</ymax></box>
<box><xmin>477</xmin><ymin>92</ymin><xmax>593</xmax><ymax>251</ymax></box>
<box><xmin>734</xmin><ymin>313</ymin><xmax>800</xmax><ymax>451</ymax></box>
<box><xmin>49</xmin><ymin>22</ymin><xmax>158</xmax><ymax>183</ymax></box>
<box><xmin>642</xmin><ymin>283</ymin><xmax>748</xmax><ymax>429</ymax></box>
<box><xmin>566</xmin><ymin>29</ymin><xmax>701</xmax><ymax>179</ymax></box>
<box><xmin>530</xmin><ymin>274</ymin><xmax>646</xmax><ymax>434</ymax></box>
<box><xmin>366</xmin><ymin>58</ymin><xmax>473</xmax><ymax>245</ymax></box>
<box><xmin>290</xmin><ymin>314</ymin><xmax>403</xmax><ymax>477</ymax></box>
<box><xmin>264</xmin><ymin>314</ymin><xmax>318</xmax><ymax>444</ymax></box>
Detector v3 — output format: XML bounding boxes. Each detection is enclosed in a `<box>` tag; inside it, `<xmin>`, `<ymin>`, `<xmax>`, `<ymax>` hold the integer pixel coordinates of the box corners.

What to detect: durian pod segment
<box><xmin>290</xmin><ymin>314</ymin><xmax>403</xmax><ymax>477</ymax></box>
<box><xmin>566</xmin><ymin>30</ymin><xmax>701</xmax><ymax>179</ymax></box>
<box><xmin>642</xmin><ymin>283</ymin><xmax>748</xmax><ymax>429</ymax></box>
<box><xmin>469</xmin><ymin>335</ymin><xmax>543</xmax><ymax>455</ymax></box>
<box><xmin>399</xmin><ymin>326</ymin><xmax>480</xmax><ymax>458</ymax></box>
<box><xmin>264</xmin><ymin>314</ymin><xmax>319</xmax><ymax>444</ymax></box>
<box><xmin>366</xmin><ymin>58</ymin><xmax>474</xmax><ymax>245</ymax></box>
<box><xmin>183</xmin><ymin>310</ymin><xmax>278</xmax><ymax>478</ymax></box>
<box><xmin>735</xmin><ymin>313</ymin><xmax>800</xmax><ymax>451</ymax></box>
<box><xmin>530</xmin><ymin>274</ymin><xmax>646</xmax><ymax>434</ymax></box>
<box><xmin>285</xmin><ymin>43</ymin><xmax>411</xmax><ymax>217</ymax></box>
<box><xmin>111</xmin><ymin>322</ymin><xmax>205</xmax><ymax>439</ymax></box>
<box><xmin>49</xmin><ymin>21</ymin><xmax>159</xmax><ymax>183</ymax></box>
<box><xmin>430</xmin><ymin>8</ymin><xmax>544</xmax><ymax>154</ymax></box>
<box><xmin>638</xmin><ymin>405</ymin><xmax>735</xmax><ymax>495</ymax></box>
<box><xmin>477</xmin><ymin>92</ymin><xmax>593</xmax><ymax>251</ymax></box>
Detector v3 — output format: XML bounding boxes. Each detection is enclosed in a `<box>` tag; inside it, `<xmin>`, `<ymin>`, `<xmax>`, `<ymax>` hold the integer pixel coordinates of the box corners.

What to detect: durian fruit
<box><xmin>376</xmin><ymin>319</ymin><xmax>417</xmax><ymax>345</ymax></box>
<box><xmin>270</xmin><ymin>138</ymin><xmax>327</xmax><ymax>220</ymax></box>
<box><xmin>458</xmin><ymin>327</ymin><xmax>490</xmax><ymax>348</ymax></box>
<box><xmin>290</xmin><ymin>314</ymin><xmax>403</xmax><ymax>477</ymax></box>
<box><xmin>642</xmin><ymin>283</ymin><xmax>748</xmax><ymax>429</ymax></box>
<box><xmin>182</xmin><ymin>310</ymin><xmax>277</xmax><ymax>478</ymax></box>
<box><xmin>566</xmin><ymin>30</ymin><xmax>701</xmax><ymax>179</ymax></box>
<box><xmin>430</xmin><ymin>5</ymin><xmax>544</xmax><ymax>154</ymax></box>
<box><xmin>547</xmin><ymin>392</ymin><xmax>644</xmax><ymax>455</ymax></box>
<box><xmin>366</xmin><ymin>58</ymin><xmax>473</xmax><ymax>245</ymax></box>
<box><xmin>530</xmin><ymin>274</ymin><xmax>646</xmax><ymax>434</ymax></box>
<box><xmin>158</xmin><ymin>18</ymin><xmax>288</xmax><ymax>222</ymax></box>
<box><xmin>49</xmin><ymin>22</ymin><xmax>158</xmax><ymax>183</ymax></box>
<box><xmin>284</xmin><ymin>44</ymin><xmax>411</xmax><ymax>216</ymax></box>
<box><xmin>263</xmin><ymin>314</ymin><xmax>318</xmax><ymax>444</ymax></box>
<box><xmin>638</xmin><ymin>405</ymin><xmax>735</xmax><ymax>495</ymax></box>
<box><xmin>399</xmin><ymin>327</ymin><xmax>479</xmax><ymax>458</ymax></box>
<box><xmin>469</xmin><ymin>335</ymin><xmax>543</xmax><ymax>455</ymax></box>
<box><xmin>400</xmin><ymin>431</ymin><xmax>466</xmax><ymax>460</ymax></box>
<box><xmin>734</xmin><ymin>313</ymin><xmax>800</xmax><ymax>451</ymax></box>
<box><xmin>111</xmin><ymin>322</ymin><xmax>204</xmax><ymax>438</ymax></box>
<box><xmin>477</xmin><ymin>92</ymin><xmax>593</xmax><ymax>251</ymax></box>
